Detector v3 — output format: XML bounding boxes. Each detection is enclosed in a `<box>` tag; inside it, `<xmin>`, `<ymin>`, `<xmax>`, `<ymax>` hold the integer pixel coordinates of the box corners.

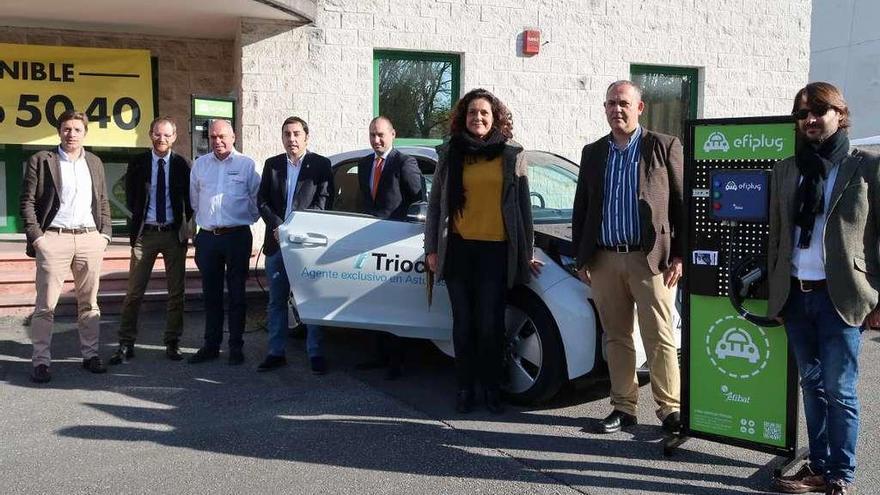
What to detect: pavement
<box><xmin>1</xmin><ymin>307</ymin><xmax>878</xmax><ymax>495</ymax></box>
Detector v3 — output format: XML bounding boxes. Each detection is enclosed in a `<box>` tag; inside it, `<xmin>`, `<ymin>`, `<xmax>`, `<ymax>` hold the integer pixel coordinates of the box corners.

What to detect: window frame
<box><xmin>630</xmin><ymin>64</ymin><xmax>700</xmax><ymax>128</ymax></box>
<box><xmin>372</xmin><ymin>50</ymin><xmax>461</xmax><ymax>147</ymax></box>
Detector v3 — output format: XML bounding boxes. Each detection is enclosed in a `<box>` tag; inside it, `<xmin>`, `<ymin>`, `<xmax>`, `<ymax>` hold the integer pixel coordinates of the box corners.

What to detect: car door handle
<box><xmin>289</xmin><ymin>233</ymin><xmax>328</xmax><ymax>246</ymax></box>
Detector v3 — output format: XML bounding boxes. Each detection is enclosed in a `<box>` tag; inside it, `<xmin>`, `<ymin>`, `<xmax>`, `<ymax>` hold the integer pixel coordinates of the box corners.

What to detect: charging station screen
<box><xmin>709</xmin><ymin>170</ymin><xmax>770</xmax><ymax>222</ymax></box>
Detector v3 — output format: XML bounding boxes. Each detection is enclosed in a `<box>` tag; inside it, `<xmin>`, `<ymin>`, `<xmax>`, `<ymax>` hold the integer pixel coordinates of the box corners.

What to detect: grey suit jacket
<box><xmin>767</xmin><ymin>147</ymin><xmax>880</xmax><ymax>326</ymax></box>
<box><xmin>19</xmin><ymin>149</ymin><xmax>113</xmax><ymax>258</ymax></box>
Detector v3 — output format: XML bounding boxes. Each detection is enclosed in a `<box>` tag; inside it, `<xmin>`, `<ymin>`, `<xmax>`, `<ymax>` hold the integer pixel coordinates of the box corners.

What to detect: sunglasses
<box><xmin>792</xmin><ymin>105</ymin><xmax>833</xmax><ymax>120</ymax></box>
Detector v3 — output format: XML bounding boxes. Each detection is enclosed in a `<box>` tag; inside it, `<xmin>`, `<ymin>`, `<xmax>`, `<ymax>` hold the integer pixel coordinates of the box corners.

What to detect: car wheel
<box><xmin>503</xmin><ymin>288</ymin><xmax>566</xmax><ymax>404</ymax></box>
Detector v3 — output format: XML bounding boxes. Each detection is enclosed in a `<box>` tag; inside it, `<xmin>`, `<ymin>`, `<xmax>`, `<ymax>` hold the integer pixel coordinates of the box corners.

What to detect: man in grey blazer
<box><xmin>768</xmin><ymin>82</ymin><xmax>879</xmax><ymax>495</ymax></box>
<box><xmin>20</xmin><ymin>111</ymin><xmax>113</xmax><ymax>383</ymax></box>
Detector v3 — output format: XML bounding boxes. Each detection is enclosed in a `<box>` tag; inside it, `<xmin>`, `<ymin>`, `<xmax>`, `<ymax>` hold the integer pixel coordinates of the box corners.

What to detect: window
<box><xmin>630</xmin><ymin>65</ymin><xmax>699</xmax><ymax>140</ymax></box>
<box><xmin>373</xmin><ymin>51</ymin><xmax>460</xmax><ymax>146</ymax></box>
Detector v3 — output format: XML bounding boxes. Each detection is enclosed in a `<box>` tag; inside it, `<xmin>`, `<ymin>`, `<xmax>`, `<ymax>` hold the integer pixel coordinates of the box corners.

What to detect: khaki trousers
<box><xmin>118</xmin><ymin>229</ymin><xmax>187</xmax><ymax>345</ymax></box>
<box><xmin>590</xmin><ymin>249</ymin><xmax>680</xmax><ymax>419</ymax></box>
<box><xmin>30</xmin><ymin>230</ymin><xmax>106</xmax><ymax>366</ymax></box>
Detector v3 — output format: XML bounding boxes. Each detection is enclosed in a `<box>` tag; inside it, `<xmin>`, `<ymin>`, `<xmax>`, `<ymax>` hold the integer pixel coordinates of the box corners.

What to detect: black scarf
<box><xmin>447</xmin><ymin>127</ymin><xmax>507</xmax><ymax>218</ymax></box>
<box><xmin>794</xmin><ymin>129</ymin><xmax>849</xmax><ymax>248</ymax></box>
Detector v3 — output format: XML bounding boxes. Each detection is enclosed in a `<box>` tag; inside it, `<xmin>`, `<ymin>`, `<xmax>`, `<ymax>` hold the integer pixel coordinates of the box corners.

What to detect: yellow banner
<box><xmin>0</xmin><ymin>43</ymin><xmax>154</xmax><ymax>147</ymax></box>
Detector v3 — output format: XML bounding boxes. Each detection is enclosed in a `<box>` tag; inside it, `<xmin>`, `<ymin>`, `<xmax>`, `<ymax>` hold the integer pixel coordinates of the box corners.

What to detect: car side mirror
<box><xmin>406</xmin><ymin>201</ymin><xmax>428</xmax><ymax>223</ymax></box>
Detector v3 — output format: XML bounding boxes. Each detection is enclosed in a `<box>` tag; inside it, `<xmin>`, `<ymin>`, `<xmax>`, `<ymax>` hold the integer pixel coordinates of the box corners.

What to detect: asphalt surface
<box><xmin>1</xmin><ymin>308</ymin><xmax>878</xmax><ymax>495</ymax></box>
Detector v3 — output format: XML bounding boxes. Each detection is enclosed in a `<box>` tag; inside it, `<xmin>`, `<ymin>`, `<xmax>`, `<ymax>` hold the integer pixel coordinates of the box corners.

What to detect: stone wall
<box><xmin>237</xmin><ymin>0</ymin><xmax>812</xmax><ymax>163</ymax></box>
<box><xmin>0</xmin><ymin>27</ymin><xmax>237</xmax><ymax>158</ymax></box>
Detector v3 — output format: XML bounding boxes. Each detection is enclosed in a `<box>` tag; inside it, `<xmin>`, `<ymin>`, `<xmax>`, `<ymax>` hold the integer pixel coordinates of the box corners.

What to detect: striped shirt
<box><xmin>599</xmin><ymin>126</ymin><xmax>642</xmax><ymax>247</ymax></box>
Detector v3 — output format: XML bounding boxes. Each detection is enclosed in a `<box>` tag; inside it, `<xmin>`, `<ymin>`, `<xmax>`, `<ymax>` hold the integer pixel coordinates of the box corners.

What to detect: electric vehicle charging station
<box><xmin>670</xmin><ymin>116</ymin><xmax>803</xmax><ymax>470</ymax></box>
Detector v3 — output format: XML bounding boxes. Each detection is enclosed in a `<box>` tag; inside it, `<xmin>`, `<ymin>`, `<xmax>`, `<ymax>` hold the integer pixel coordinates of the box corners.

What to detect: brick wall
<box><xmin>0</xmin><ymin>27</ymin><xmax>237</xmax><ymax>158</ymax></box>
<box><xmin>237</xmin><ymin>0</ymin><xmax>812</xmax><ymax>164</ymax></box>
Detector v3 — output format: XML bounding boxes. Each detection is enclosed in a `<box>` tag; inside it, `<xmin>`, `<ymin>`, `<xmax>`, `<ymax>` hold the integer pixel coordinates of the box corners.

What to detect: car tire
<box><xmin>503</xmin><ymin>288</ymin><xmax>566</xmax><ymax>404</ymax></box>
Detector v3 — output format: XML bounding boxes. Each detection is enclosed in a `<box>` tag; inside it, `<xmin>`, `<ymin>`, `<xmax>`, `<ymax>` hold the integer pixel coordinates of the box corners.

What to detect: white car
<box><xmin>279</xmin><ymin>147</ymin><xmax>679</xmax><ymax>403</ymax></box>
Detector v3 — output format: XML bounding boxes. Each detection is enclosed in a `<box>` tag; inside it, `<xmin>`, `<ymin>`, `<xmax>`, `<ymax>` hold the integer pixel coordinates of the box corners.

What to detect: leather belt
<box><xmin>46</xmin><ymin>226</ymin><xmax>97</xmax><ymax>235</ymax></box>
<box><xmin>143</xmin><ymin>224</ymin><xmax>174</xmax><ymax>232</ymax></box>
<box><xmin>201</xmin><ymin>226</ymin><xmax>248</xmax><ymax>235</ymax></box>
<box><xmin>598</xmin><ymin>244</ymin><xmax>641</xmax><ymax>253</ymax></box>
<box><xmin>791</xmin><ymin>277</ymin><xmax>826</xmax><ymax>292</ymax></box>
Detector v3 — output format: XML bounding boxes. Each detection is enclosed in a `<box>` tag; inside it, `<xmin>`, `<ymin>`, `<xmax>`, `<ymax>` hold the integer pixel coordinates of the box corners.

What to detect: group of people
<box><xmin>19</xmin><ymin>79</ymin><xmax>875</xmax><ymax>495</ymax></box>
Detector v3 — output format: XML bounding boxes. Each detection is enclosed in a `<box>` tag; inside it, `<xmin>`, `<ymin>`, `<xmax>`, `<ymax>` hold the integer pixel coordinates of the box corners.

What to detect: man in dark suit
<box><xmin>110</xmin><ymin>116</ymin><xmax>193</xmax><ymax>365</ymax></box>
<box><xmin>572</xmin><ymin>80</ymin><xmax>683</xmax><ymax>435</ymax></box>
<box><xmin>19</xmin><ymin>110</ymin><xmax>113</xmax><ymax>383</ymax></box>
<box><xmin>767</xmin><ymin>83</ymin><xmax>878</xmax><ymax>495</ymax></box>
<box><xmin>355</xmin><ymin>116</ymin><xmax>423</xmax><ymax>380</ymax></box>
<box><xmin>257</xmin><ymin>116</ymin><xmax>333</xmax><ymax>374</ymax></box>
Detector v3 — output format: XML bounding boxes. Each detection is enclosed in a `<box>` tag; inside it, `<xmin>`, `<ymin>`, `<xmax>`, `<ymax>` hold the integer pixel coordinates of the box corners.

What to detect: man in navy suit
<box><xmin>257</xmin><ymin>116</ymin><xmax>333</xmax><ymax>374</ymax></box>
<box><xmin>355</xmin><ymin>116</ymin><xmax>423</xmax><ymax>379</ymax></box>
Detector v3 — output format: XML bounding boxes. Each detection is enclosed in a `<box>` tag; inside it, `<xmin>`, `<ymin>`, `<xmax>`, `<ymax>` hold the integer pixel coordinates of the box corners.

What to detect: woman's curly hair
<box><xmin>448</xmin><ymin>88</ymin><xmax>513</xmax><ymax>138</ymax></box>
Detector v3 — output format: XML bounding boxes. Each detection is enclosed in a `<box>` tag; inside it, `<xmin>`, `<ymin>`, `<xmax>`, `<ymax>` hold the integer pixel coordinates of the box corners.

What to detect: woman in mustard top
<box><xmin>425</xmin><ymin>88</ymin><xmax>543</xmax><ymax>414</ymax></box>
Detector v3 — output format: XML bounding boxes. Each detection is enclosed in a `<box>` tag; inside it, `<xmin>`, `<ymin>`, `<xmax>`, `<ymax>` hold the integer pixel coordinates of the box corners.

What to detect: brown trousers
<box><xmin>30</xmin><ymin>230</ymin><xmax>107</xmax><ymax>367</ymax></box>
<box><xmin>590</xmin><ymin>249</ymin><xmax>680</xmax><ymax>419</ymax></box>
<box><xmin>118</xmin><ymin>229</ymin><xmax>188</xmax><ymax>345</ymax></box>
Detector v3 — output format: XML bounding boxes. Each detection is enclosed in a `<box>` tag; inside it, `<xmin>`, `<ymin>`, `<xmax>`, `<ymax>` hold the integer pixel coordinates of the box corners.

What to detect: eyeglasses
<box><xmin>792</xmin><ymin>105</ymin><xmax>833</xmax><ymax>120</ymax></box>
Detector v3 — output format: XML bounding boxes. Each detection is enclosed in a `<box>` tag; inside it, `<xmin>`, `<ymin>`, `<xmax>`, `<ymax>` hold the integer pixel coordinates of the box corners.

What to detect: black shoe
<box><xmin>228</xmin><ymin>349</ymin><xmax>245</xmax><ymax>366</ymax></box>
<box><xmin>82</xmin><ymin>356</ymin><xmax>108</xmax><ymax>374</ymax></box>
<box><xmin>455</xmin><ymin>389</ymin><xmax>475</xmax><ymax>414</ymax></box>
<box><xmin>31</xmin><ymin>364</ymin><xmax>51</xmax><ymax>383</ymax></box>
<box><xmin>257</xmin><ymin>355</ymin><xmax>287</xmax><ymax>372</ymax></box>
<box><xmin>485</xmin><ymin>389</ymin><xmax>505</xmax><ymax>415</ymax></box>
<box><xmin>165</xmin><ymin>342</ymin><xmax>183</xmax><ymax>361</ymax></box>
<box><xmin>825</xmin><ymin>479</ymin><xmax>849</xmax><ymax>495</ymax></box>
<box><xmin>661</xmin><ymin>411</ymin><xmax>682</xmax><ymax>435</ymax></box>
<box><xmin>596</xmin><ymin>410</ymin><xmax>637</xmax><ymax>434</ymax></box>
<box><xmin>187</xmin><ymin>347</ymin><xmax>219</xmax><ymax>364</ymax></box>
<box><xmin>384</xmin><ymin>364</ymin><xmax>402</xmax><ymax>381</ymax></box>
<box><xmin>108</xmin><ymin>344</ymin><xmax>135</xmax><ymax>365</ymax></box>
<box><xmin>310</xmin><ymin>356</ymin><xmax>327</xmax><ymax>375</ymax></box>
<box><xmin>354</xmin><ymin>359</ymin><xmax>387</xmax><ymax>370</ymax></box>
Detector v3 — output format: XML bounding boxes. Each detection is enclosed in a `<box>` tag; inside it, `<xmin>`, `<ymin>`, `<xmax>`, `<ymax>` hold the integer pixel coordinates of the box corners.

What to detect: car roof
<box><xmin>328</xmin><ymin>147</ymin><xmax>579</xmax><ymax>173</ymax></box>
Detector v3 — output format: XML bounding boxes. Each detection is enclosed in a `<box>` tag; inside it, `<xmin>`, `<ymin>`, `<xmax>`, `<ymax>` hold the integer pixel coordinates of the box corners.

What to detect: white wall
<box><xmin>237</xmin><ymin>0</ymin><xmax>812</xmax><ymax>164</ymax></box>
<box><xmin>810</xmin><ymin>0</ymin><xmax>880</xmax><ymax>140</ymax></box>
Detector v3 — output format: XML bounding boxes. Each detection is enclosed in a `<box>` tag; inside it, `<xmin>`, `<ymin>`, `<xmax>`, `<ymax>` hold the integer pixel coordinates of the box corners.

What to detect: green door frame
<box><xmin>630</xmin><ymin>64</ymin><xmax>700</xmax><ymax>120</ymax></box>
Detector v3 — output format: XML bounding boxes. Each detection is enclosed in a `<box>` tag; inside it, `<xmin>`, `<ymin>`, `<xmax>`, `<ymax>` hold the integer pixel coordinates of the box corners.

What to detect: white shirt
<box><xmin>369</xmin><ymin>147</ymin><xmax>392</xmax><ymax>191</ymax></box>
<box><xmin>792</xmin><ymin>164</ymin><xmax>840</xmax><ymax>280</ymax></box>
<box><xmin>286</xmin><ymin>151</ymin><xmax>306</xmax><ymax>216</ymax></box>
<box><xmin>190</xmin><ymin>149</ymin><xmax>260</xmax><ymax>229</ymax></box>
<box><xmin>145</xmin><ymin>150</ymin><xmax>175</xmax><ymax>225</ymax></box>
<box><xmin>50</xmin><ymin>146</ymin><xmax>96</xmax><ymax>229</ymax></box>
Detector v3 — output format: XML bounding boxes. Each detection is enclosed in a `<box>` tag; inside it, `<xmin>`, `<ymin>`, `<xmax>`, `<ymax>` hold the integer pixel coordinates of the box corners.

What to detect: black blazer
<box><xmin>357</xmin><ymin>148</ymin><xmax>423</xmax><ymax>220</ymax></box>
<box><xmin>125</xmin><ymin>151</ymin><xmax>193</xmax><ymax>246</ymax></box>
<box><xmin>258</xmin><ymin>152</ymin><xmax>333</xmax><ymax>256</ymax></box>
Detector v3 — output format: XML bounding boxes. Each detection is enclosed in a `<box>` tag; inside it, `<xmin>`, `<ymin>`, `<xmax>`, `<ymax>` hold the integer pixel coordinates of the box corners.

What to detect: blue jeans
<box><xmin>194</xmin><ymin>228</ymin><xmax>252</xmax><ymax>351</ymax></box>
<box><xmin>783</xmin><ymin>284</ymin><xmax>862</xmax><ymax>484</ymax></box>
<box><xmin>265</xmin><ymin>251</ymin><xmax>323</xmax><ymax>359</ymax></box>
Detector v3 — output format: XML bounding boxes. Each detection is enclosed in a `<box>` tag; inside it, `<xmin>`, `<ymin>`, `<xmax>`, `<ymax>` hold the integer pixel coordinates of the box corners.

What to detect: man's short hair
<box><xmin>606</xmin><ymin>80</ymin><xmax>643</xmax><ymax>99</ymax></box>
<box><xmin>282</xmin><ymin>116</ymin><xmax>309</xmax><ymax>135</ymax></box>
<box><xmin>57</xmin><ymin>110</ymin><xmax>89</xmax><ymax>132</ymax></box>
<box><xmin>149</xmin><ymin>116</ymin><xmax>177</xmax><ymax>134</ymax></box>
<box><xmin>792</xmin><ymin>82</ymin><xmax>850</xmax><ymax>130</ymax></box>
<box><xmin>369</xmin><ymin>115</ymin><xmax>395</xmax><ymax>130</ymax></box>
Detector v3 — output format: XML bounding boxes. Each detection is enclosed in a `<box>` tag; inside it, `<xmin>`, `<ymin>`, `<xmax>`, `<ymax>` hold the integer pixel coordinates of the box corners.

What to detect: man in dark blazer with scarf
<box><xmin>111</xmin><ymin>116</ymin><xmax>193</xmax><ymax>365</ymax></box>
<box><xmin>572</xmin><ymin>80</ymin><xmax>684</xmax><ymax>435</ymax></box>
<box><xmin>767</xmin><ymin>82</ymin><xmax>879</xmax><ymax>495</ymax></box>
<box><xmin>257</xmin><ymin>116</ymin><xmax>333</xmax><ymax>374</ymax></box>
<box><xmin>355</xmin><ymin>116</ymin><xmax>423</xmax><ymax>380</ymax></box>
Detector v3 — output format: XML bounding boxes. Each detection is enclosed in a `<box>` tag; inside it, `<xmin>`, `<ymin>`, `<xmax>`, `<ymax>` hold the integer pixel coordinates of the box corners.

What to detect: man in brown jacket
<box><xmin>19</xmin><ymin>111</ymin><xmax>112</xmax><ymax>383</ymax></box>
<box><xmin>571</xmin><ymin>80</ymin><xmax>684</xmax><ymax>435</ymax></box>
<box><xmin>767</xmin><ymin>82</ymin><xmax>878</xmax><ymax>495</ymax></box>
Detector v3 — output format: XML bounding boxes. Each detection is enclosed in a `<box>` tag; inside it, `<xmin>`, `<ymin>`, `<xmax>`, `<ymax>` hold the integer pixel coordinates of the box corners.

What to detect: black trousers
<box><xmin>445</xmin><ymin>234</ymin><xmax>508</xmax><ymax>391</ymax></box>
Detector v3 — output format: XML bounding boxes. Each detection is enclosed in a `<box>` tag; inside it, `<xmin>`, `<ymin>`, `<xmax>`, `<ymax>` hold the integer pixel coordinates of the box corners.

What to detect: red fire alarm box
<box><xmin>523</xmin><ymin>29</ymin><xmax>540</xmax><ymax>55</ymax></box>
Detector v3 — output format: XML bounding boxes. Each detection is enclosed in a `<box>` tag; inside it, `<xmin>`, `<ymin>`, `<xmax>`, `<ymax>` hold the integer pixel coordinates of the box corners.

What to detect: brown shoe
<box><xmin>825</xmin><ymin>479</ymin><xmax>849</xmax><ymax>495</ymax></box>
<box><xmin>770</xmin><ymin>464</ymin><xmax>826</xmax><ymax>493</ymax></box>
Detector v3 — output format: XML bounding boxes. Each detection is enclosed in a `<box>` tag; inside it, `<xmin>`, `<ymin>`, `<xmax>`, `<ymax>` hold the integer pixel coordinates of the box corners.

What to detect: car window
<box><xmin>332</xmin><ymin>160</ymin><xmax>362</xmax><ymax>214</ymax></box>
<box><xmin>523</xmin><ymin>151</ymin><xmax>578</xmax><ymax>224</ymax></box>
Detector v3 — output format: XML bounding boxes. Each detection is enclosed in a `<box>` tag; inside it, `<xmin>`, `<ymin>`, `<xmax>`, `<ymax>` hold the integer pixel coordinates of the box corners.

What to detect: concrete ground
<box><xmin>1</xmin><ymin>308</ymin><xmax>878</xmax><ymax>495</ymax></box>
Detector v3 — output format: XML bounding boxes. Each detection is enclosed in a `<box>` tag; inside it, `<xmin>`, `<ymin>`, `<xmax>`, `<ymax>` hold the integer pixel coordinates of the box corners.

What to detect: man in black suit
<box><xmin>355</xmin><ymin>116</ymin><xmax>423</xmax><ymax>379</ymax></box>
<box><xmin>112</xmin><ymin>116</ymin><xmax>193</xmax><ymax>364</ymax></box>
<box><xmin>257</xmin><ymin>116</ymin><xmax>333</xmax><ymax>374</ymax></box>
